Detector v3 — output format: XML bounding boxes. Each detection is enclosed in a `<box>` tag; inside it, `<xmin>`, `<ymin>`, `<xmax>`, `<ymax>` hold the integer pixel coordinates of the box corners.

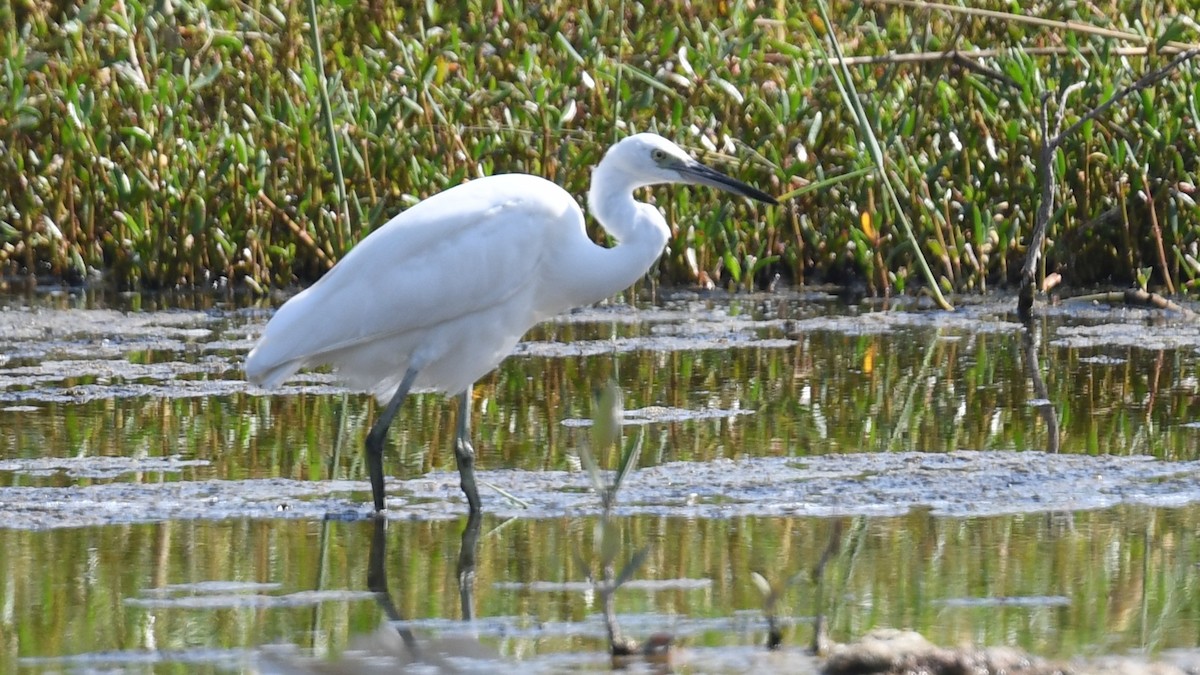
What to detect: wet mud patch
<box><xmin>0</xmin><ymin>376</ymin><xmax>353</xmax><ymax>404</ymax></box>
<box><xmin>0</xmin><ymin>478</ymin><xmax>368</xmax><ymax>529</ymax></box>
<box><xmin>0</xmin><ymin>307</ymin><xmax>229</xmax><ymax>361</ymax></box>
<box><xmin>3</xmin><ymin>451</ymin><xmax>1198</xmax><ymax>529</ymax></box>
<box><xmin>18</xmin><ymin>648</ymin><xmax>251</xmax><ymax>672</ymax></box>
<box><xmin>784</xmin><ymin>295</ymin><xmax>1200</xmax><ymax>344</ymax></box>
<box><xmin>0</xmin><ymin>304</ymin><xmax>254</xmax><ymax>402</ymax></box>
<box><xmin>1051</xmin><ymin>322</ymin><xmax>1200</xmax><ymax>351</ymax></box>
<box><xmin>0</xmin><ymin>454</ymin><xmax>210</xmax><ymax>478</ymax></box>
<box><xmin>788</xmin><ymin>308</ymin><xmax>1020</xmax><ymax>337</ymax></box>
<box><xmin>933</xmin><ymin>595</ymin><xmax>1070</xmax><ymax>608</ymax></box>
<box><xmin>514</xmin><ymin>334</ymin><xmax>798</xmax><ymax>357</ymax></box>
<box><xmin>0</xmin><ymin>306</ymin><xmax>216</xmax><ymax>341</ymax></box>
<box><xmin>492</xmin><ymin>578</ymin><xmax>714</xmax><ymax>592</ymax></box>
<box><xmin>561</xmin><ymin>405</ymin><xmax>754</xmax><ymax>426</ymax></box>
<box><xmin>125</xmin><ymin>588</ymin><xmax>377</xmax><ymax>609</ymax></box>
<box><xmin>822</xmin><ymin>628</ymin><xmax>1200</xmax><ymax>675</ymax></box>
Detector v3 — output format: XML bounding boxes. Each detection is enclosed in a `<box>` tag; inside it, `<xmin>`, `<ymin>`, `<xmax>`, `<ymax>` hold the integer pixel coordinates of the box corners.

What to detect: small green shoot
<box><xmin>574</xmin><ymin>380</ymin><xmax>654</xmax><ymax>656</ymax></box>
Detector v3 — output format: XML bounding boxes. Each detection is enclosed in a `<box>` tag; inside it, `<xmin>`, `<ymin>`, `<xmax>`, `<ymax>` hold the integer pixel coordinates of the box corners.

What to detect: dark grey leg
<box><xmin>365</xmin><ymin>368</ymin><xmax>419</xmax><ymax>513</ymax></box>
<box><xmin>455</xmin><ymin>387</ymin><xmax>482</xmax><ymax>513</ymax></box>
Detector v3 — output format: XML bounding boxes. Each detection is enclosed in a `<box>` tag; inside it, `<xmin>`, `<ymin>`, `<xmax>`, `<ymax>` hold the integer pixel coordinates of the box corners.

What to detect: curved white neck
<box><xmin>563</xmin><ymin>159</ymin><xmax>670</xmax><ymax>305</ymax></box>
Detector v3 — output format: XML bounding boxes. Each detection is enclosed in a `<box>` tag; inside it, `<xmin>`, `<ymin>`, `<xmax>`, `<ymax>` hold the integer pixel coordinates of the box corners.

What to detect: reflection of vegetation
<box><xmin>748</xmin><ymin>516</ymin><xmax>847</xmax><ymax>653</ymax></box>
<box><xmin>3</xmin><ymin>308</ymin><xmax>1198</xmax><ymax>664</ymax></box>
<box><xmin>574</xmin><ymin>381</ymin><xmax>656</xmax><ymax>657</ymax></box>
<box><xmin>1022</xmin><ymin>321</ymin><xmax>1060</xmax><ymax>454</ymax></box>
<box><xmin>2</xmin><ymin>314</ymin><xmax>1196</xmax><ymax>480</ymax></box>
<box><xmin>5</xmin><ymin>509</ymin><xmax>1200</xmax><ymax>665</ymax></box>
<box><xmin>751</xmin><ymin>569</ymin><xmax>797</xmax><ymax>650</ymax></box>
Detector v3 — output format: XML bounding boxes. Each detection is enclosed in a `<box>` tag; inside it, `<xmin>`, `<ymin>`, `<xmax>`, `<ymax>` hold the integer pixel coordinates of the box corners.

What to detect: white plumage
<box><xmin>245</xmin><ymin>132</ymin><xmax>776</xmax><ymax>513</ymax></box>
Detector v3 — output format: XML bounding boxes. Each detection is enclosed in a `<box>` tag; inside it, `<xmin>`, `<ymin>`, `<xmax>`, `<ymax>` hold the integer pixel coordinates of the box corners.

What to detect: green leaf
<box><xmin>188</xmin><ymin>193</ymin><xmax>206</xmax><ymax>234</ymax></box>
<box><xmin>724</xmin><ymin>251</ymin><xmax>741</xmax><ymax>283</ymax></box>
<box><xmin>213</xmin><ymin>34</ymin><xmax>243</xmax><ymax>51</ymax></box>
<box><xmin>190</xmin><ymin>63</ymin><xmax>222</xmax><ymax>92</ymax></box>
<box><xmin>554</xmin><ymin>31</ymin><xmax>585</xmax><ymax>64</ymax></box>
<box><xmin>113</xmin><ymin>210</ymin><xmax>142</xmax><ymax>238</ymax></box>
<box><xmin>592</xmin><ymin>381</ymin><xmax>623</xmax><ymax>454</ymax></box>
<box><xmin>120</xmin><ymin>125</ymin><xmax>153</xmax><ymax>147</ymax></box>
<box><xmin>612</xmin><ymin>428</ymin><xmax>644</xmax><ymax>497</ymax></box>
<box><xmin>1155</xmin><ymin>19</ymin><xmax>1187</xmax><ymax>49</ymax></box>
<box><xmin>613</xmin><ymin>546</ymin><xmax>652</xmax><ymax>589</ymax></box>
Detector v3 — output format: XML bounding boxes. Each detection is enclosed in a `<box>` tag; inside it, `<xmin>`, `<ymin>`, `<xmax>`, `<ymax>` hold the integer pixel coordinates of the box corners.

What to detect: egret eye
<box><xmin>651</xmin><ymin>149</ymin><xmax>667</xmax><ymax>161</ymax></box>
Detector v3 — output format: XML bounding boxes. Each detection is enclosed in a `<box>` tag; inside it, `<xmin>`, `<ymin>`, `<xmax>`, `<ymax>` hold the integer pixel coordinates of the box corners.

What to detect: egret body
<box><xmin>245</xmin><ymin>133</ymin><xmax>776</xmax><ymax>513</ymax></box>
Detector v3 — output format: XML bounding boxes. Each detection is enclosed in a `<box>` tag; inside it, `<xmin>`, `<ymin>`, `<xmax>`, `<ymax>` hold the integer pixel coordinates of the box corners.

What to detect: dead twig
<box><xmin>256</xmin><ymin>192</ymin><xmax>335</xmax><ymax>270</ymax></box>
<box><xmin>1066</xmin><ymin>289</ymin><xmax>1196</xmax><ymax>315</ymax></box>
<box><xmin>1021</xmin><ymin>323</ymin><xmax>1060</xmax><ymax>454</ymax></box>
<box><xmin>865</xmin><ymin>0</ymin><xmax>1198</xmax><ymax>53</ymax></box>
<box><xmin>1017</xmin><ymin>85</ymin><xmax>1078</xmax><ymax>320</ymax></box>
<box><xmin>1140</xmin><ymin>168</ymin><xmax>1175</xmax><ymax>295</ymax></box>
<box><xmin>1054</xmin><ymin>48</ymin><xmax>1200</xmax><ymax>145</ymax></box>
<box><xmin>949</xmin><ymin>51</ymin><xmax>1020</xmax><ymax>90</ymax></box>
<box><xmin>1018</xmin><ymin>48</ymin><xmax>1200</xmax><ymax>319</ymax></box>
<box><xmin>761</xmin><ymin>45</ymin><xmax>1195</xmax><ymax>67</ymax></box>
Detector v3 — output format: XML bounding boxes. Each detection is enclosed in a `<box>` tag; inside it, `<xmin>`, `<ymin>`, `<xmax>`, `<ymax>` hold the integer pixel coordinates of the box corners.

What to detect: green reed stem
<box><xmin>306</xmin><ymin>0</ymin><xmax>351</xmax><ymax>250</ymax></box>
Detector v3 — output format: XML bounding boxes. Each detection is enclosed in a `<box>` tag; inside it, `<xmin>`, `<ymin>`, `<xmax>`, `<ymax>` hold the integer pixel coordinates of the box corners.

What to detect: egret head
<box><xmin>604</xmin><ymin>133</ymin><xmax>778</xmax><ymax>205</ymax></box>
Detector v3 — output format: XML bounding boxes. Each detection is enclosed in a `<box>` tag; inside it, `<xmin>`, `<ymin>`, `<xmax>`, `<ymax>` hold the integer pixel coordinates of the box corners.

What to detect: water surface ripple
<box><xmin>2</xmin><ymin>290</ymin><xmax>1199</xmax><ymax>673</ymax></box>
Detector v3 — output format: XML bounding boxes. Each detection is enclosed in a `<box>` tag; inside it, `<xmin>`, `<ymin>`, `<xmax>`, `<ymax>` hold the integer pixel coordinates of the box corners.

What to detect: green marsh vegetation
<box><xmin>1</xmin><ymin>0</ymin><xmax>1198</xmax><ymax>296</ymax></box>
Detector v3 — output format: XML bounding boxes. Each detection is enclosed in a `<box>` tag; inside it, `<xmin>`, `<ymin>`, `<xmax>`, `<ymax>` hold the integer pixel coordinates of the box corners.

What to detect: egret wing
<box><xmin>245</xmin><ymin>174</ymin><xmax>581</xmax><ymax>387</ymax></box>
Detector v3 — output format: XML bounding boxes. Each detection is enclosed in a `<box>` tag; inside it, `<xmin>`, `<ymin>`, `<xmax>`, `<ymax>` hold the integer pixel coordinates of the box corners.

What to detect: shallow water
<box><xmin>2</xmin><ymin>288</ymin><xmax>1199</xmax><ymax>673</ymax></box>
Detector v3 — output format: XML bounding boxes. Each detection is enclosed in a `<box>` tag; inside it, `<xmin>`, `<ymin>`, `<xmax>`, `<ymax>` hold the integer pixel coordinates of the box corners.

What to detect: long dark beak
<box><xmin>679</xmin><ymin>160</ymin><xmax>779</xmax><ymax>205</ymax></box>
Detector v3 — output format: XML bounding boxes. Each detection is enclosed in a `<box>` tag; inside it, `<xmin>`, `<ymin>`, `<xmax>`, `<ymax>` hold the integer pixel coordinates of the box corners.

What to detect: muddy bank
<box><xmin>2</xmin><ymin>450</ymin><xmax>1198</xmax><ymax>529</ymax></box>
<box><xmin>822</xmin><ymin>628</ymin><xmax>1200</xmax><ymax>675</ymax></box>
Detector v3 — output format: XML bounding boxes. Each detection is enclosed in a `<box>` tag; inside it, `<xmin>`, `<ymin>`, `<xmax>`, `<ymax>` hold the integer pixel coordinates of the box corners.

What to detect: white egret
<box><xmin>245</xmin><ymin>132</ymin><xmax>776</xmax><ymax>514</ymax></box>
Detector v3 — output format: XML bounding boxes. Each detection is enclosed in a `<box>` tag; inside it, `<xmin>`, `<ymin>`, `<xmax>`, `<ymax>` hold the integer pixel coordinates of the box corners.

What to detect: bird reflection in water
<box><xmin>257</xmin><ymin>514</ymin><xmax>489</xmax><ymax>674</ymax></box>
